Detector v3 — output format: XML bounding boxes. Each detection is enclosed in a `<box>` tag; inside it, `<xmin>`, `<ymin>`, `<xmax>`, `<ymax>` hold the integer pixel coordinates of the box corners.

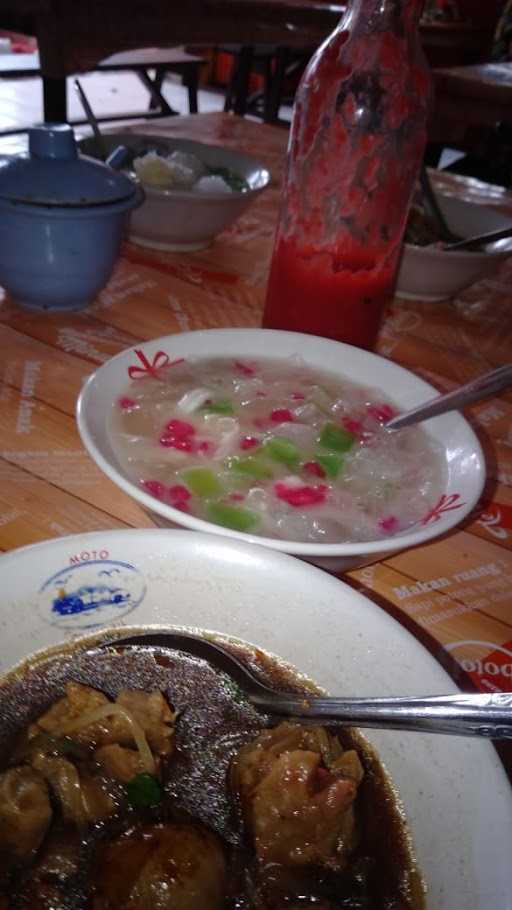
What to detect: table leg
<box><xmin>42</xmin><ymin>76</ymin><xmax>67</xmax><ymax>123</ymax></box>
<box><xmin>224</xmin><ymin>47</ymin><xmax>253</xmax><ymax>116</ymax></box>
<box><xmin>184</xmin><ymin>66</ymin><xmax>199</xmax><ymax>114</ymax></box>
<box><xmin>136</xmin><ymin>69</ymin><xmax>177</xmax><ymax>116</ymax></box>
<box><xmin>149</xmin><ymin>67</ymin><xmax>165</xmax><ymax>110</ymax></box>
<box><xmin>265</xmin><ymin>46</ymin><xmax>288</xmax><ymax>123</ymax></box>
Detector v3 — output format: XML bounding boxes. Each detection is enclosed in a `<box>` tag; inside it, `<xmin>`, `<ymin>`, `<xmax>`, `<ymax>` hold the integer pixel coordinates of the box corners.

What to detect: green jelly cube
<box><xmin>228</xmin><ymin>456</ymin><xmax>273</xmax><ymax>480</ymax></box>
<box><xmin>264</xmin><ymin>436</ymin><xmax>300</xmax><ymax>467</ymax></box>
<box><xmin>182</xmin><ymin>467</ymin><xmax>222</xmax><ymax>498</ymax></box>
<box><xmin>319</xmin><ymin>422</ymin><xmax>355</xmax><ymax>453</ymax></box>
<box><xmin>207</xmin><ymin>502</ymin><xmax>259</xmax><ymax>532</ymax></box>
<box><xmin>316</xmin><ymin>453</ymin><xmax>344</xmax><ymax>478</ymax></box>
<box><xmin>202</xmin><ymin>398</ymin><xmax>234</xmax><ymax>415</ymax></box>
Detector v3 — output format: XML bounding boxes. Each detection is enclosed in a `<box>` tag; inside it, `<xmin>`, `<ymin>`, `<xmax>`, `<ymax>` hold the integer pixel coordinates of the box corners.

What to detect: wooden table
<box><xmin>7</xmin><ymin>1</ymin><xmax>490</xmax><ymax>79</ymax></box>
<box><xmin>5</xmin><ymin>0</ymin><xmax>344</xmax><ymax>78</ymax></box>
<box><xmin>1</xmin><ymin>113</ymin><xmax>511</xmax><ymax>766</ymax></box>
<box><xmin>431</xmin><ymin>62</ymin><xmax>512</xmax><ymax>147</ymax></box>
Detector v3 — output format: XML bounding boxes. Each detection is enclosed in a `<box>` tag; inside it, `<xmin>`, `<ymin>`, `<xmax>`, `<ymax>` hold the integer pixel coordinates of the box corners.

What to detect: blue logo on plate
<box><xmin>39</xmin><ymin>560</ymin><xmax>146</xmax><ymax>630</ymax></box>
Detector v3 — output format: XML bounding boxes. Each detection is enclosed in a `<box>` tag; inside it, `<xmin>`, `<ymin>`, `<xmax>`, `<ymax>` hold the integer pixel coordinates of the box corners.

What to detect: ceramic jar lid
<box><xmin>0</xmin><ymin>124</ymin><xmax>136</xmax><ymax>207</ymax></box>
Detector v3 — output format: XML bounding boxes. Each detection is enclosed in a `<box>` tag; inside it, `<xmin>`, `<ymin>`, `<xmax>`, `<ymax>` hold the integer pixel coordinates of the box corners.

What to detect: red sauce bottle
<box><xmin>263</xmin><ymin>0</ymin><xmax>430</xmax><ymax>349</ymax></box>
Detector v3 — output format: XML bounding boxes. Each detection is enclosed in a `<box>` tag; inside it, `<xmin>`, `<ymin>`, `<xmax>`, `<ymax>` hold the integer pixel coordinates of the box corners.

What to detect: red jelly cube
<box><xmin>367</xmin><ymin>404</ymin><xmax>396</xmax><ymax>423</ymax></box>
<box><xmin>142</xmin><ymin>479</ymin><xmax>165</xmax><ymax>499</ymax></box>
<box><xmin>167</xmin><ymin>484</ymin><xmax>192</xmax><ymax>505</ymax></box>
<box><xmin>159</xmin><ymin>434</ymin><xmax>195</xmax><ymax>452</ymax></box>
<box><xmin>229</xmin><ymin>492</ymin><xmax>246</xmax><ymax>502</ymax></box>
<box><xmin>342</xmin><ymin>417</ymin><xmax>364</xmax><ymax>435</ymax></box>
<box><xmin>271</xmin><ymin>408</ymin><xmax>294</xmax><ymax>423</ymax></box>
<box><xmin>379</xmin><ymin>515</ymin><xmax>398</xmax><ymax>533</ymax></box>
<box><xmin>118</xmin><ymin>396</ymin><xmax>137</xmax><ymax>410</ymax></box>
<box><xmin>240</xmin><ymin>436</ymin><xmax>259</xmax><ymax>450</ymax></box>
<box><xmin>165</xmin><ymin>419</ymin><xmax>195</xmax><ymax>438</ymax></box>
<box><xmin>303</xmin><ymin>461</ymin><xmax>326</xmax><ymax>478</ymax></box>
<box><xmin>274</xmin><ymin>482</ymin><xmax>327</xmax><ymax>507</ymax></box>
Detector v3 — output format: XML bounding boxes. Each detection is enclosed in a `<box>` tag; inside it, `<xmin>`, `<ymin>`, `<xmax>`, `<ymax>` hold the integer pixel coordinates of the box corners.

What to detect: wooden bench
<box><xmin>0</xmin><ymin>46</ymin><xmax>205</xmax><ymax>135</ymax></box>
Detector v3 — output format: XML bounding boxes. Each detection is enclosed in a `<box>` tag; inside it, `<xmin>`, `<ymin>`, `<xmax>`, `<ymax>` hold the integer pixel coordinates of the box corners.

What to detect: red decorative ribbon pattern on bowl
<box><xmin>420</xmin><ymin>493</ymin><xmax>465</xmax><ymax>525</ymax></box>
<box><xmin>127</xmin><ymin>349</ymin><xmax>184</xmax><ymax>379</ymax></box>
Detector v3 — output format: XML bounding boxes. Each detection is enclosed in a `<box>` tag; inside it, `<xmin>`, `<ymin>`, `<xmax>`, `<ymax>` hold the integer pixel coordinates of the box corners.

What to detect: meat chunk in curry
<box><xmin>93</xmin><ymin>823</ymin><xmax>227</xmax><ymax>910</ymax></box>
<box><xmin>30</xmin><ymin>681</ymin><xmax>176</xmax><ymax>758</ymax></box>
<box><xmin>0</xmin><ymin>766</ymin><xmax>52</xmax><ymax>859</ymax></box>
<box><xmin>231</xmin><ymin>721</ymin><xmax>364</xmax><ymax>869</ymax></box>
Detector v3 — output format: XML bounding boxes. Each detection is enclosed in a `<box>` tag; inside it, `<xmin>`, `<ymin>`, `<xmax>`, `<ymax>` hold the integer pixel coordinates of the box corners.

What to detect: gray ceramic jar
<box><xmin>0</xmin><ymin>124</ymin><xmax>144</xmax><ymax>311</ymax></box>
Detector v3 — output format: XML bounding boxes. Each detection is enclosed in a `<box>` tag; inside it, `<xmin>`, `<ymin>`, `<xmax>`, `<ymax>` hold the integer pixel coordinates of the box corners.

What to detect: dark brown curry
<box><xmin>0</xmin><ymin>630</ymin><xmax>425</xmax><ymax>909</ymax></box>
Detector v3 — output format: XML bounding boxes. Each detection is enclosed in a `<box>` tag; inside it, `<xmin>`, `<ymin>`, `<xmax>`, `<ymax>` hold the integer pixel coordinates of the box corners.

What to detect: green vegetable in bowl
<box><xmin>207</xmin><ymin>166</ymin><xmax>249</xmax><ymax>193</ymax></box>
<box><xmin>228</xmin><ymin>455</ymin><xmax>273</xmax><ymax>480</ymax></box>
<box><xmin>264</xmin><ymin>436</ymin><xmax>300</xmax><ymax>468</ymax></box>
<box><xmin>319</xmin><ymin>422</ymin><xmax>355</xmax><ymax>453</ymax></box>
<box><xmin>201</xmin><ymin>398</ymin><xmax>235</xmax><ymax>415</ymax></box>
<box><xmin>316</xmin><ymin>453</ymin><xmax>344</xmax><ymax>478</ymax></box>
<box><xmin>206</xmin><ymin>502</ymin><xmax>259</xmax><ymax>531</ymax></box>
<box><xmin>126</xmin><ymin>772</ymin><xmax>162</xmax><ymax>808</ymax></box>
<box><xmin>182</xmin><ymin>467</ymin><xmax>223</xmax><ymax>497</ymax></box>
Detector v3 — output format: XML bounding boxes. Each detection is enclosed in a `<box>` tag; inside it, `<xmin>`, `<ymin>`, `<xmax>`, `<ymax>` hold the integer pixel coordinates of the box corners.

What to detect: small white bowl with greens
<box><xmin>79</xmin><ymin>133</ymin><xmax>271</xmax><ymax>251</ymax></box>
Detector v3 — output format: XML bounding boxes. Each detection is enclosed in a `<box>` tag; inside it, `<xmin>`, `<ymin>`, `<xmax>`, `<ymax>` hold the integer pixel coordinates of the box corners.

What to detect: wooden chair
<box><xmin>220</xmin><ymin>44</ymin><xmax>312</xmax><ymax>124</ymax></box>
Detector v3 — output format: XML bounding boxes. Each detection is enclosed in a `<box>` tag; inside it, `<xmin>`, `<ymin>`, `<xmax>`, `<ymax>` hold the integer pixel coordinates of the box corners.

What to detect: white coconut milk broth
<box><xmin>108</xmin><ymin>356</ymin><xmax>445</xmax><ymax>543</ymax></box>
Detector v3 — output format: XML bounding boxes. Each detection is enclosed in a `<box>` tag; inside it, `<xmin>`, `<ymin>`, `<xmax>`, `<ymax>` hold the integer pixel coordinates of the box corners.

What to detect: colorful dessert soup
<box><xmin>109</xmin><ymin>356</ymin><xmax>444</xmax><ymax>543</ymax></box>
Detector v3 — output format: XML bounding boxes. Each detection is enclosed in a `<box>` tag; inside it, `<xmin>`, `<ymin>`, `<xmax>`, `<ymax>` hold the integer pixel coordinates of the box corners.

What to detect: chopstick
<box><xmin>74</xmin><ymin>78</ymin><xmax>107</xmax><ymax>160</ymax></box>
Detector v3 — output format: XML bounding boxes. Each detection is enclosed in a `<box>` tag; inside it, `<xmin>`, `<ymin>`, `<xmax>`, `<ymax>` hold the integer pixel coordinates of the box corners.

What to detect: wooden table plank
<box><xmin>0</xmin><ymin>324</ymin><xmax>95</xmax><ymax>415</ymax></box>
<box><xmin>0</xmin><ymin>388</ymin><xmax>154</xmax><ymax>528</ymax></box>
<box><xmin>0</xmin><ymin>113</ymin><xmax>511</xmax><ymax>707</ymax></box>
<box><xmin>0</xmin><ymin>460</ymin><xmax>132</xmax><ymax>548</ymax></box>
<box><xmin>0</xmin><ymin>302</ymin><xmax>141</xmax><ymax>366</ymax></box>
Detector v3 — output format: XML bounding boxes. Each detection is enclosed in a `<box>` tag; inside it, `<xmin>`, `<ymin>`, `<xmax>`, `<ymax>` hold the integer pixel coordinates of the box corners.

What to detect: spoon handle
<box><xmin>385</xmin><ymin>363</ymin><xmax>512</xmax><ymax>431</ymax></box>
<box><xmin>74</xmin><ymin>79</ymin><xmax>106</xmax><ymax>161</ymax></box>
<box><xmin>443</xmin><ymin>224</ymin><xmax>512</xmax><ymax>251</ymax></box>
<box><xmin>420</xmin><ymin>166</ymin><xmax>458</xmax><ymax>243</ymax></box>
<box><xmin>250</xmin><ymin>691</ymin><xmax>512</xmax><ymax>738</ymax></box>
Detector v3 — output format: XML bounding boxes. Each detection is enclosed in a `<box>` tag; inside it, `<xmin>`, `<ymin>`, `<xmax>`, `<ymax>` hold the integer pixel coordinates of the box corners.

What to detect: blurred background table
<box><xmin>0</xmin><ymin>114</ymin><xmax>511</xmax><ymax>754</ymax></box>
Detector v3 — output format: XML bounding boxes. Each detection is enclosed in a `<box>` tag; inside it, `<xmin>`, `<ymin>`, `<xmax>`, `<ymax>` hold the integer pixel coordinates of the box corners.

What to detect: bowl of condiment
<box><xmin>0</xmin><ymin>124</ymin><xmax>143</xmax><ymax>311</ymax></box>
<box><xmin>0</xmin><ymin>528</ymin><xmax>511</xmax><ymax>910</ymax></box>
<box><xmin>76</xmin><ymin>328</ymin><xmax>485</xmax><ymax>572</ymax></box>
<box><xmin>79</xmin><ymin>133</ymin><xmax>271</xmax><ymax>251</ymax></box>
<box><xmin>397</xmin><ymin>193</ymin><xmax>512</xmax><ymax>301</ymax></box>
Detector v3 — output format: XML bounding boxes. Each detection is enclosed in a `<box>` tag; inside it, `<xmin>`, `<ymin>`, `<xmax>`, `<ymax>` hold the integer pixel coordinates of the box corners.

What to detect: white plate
<box><xmin>0</xmin><ymin>528</ymin><xmax>510</xmax><ymax>909</ymax></box>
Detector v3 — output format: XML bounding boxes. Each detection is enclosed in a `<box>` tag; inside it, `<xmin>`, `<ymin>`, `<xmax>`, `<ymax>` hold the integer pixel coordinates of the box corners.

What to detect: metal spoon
<box><xmin>102</xmin><ymin>632</ymin><xmax>512</xmax><ymax>739</ymax></box>
<box><xmin>74</xmin><ymin>78</ymin><xmax>106</xmax><ymax>160</ymax></box>
<box><xmin>420</xmin><ymin>166</ymin><xmax>459</xmax><ymax>244</ymax></box>
<box><xmin>385</xmin><ymin>363</ymin><xmax>512</xmax><ymax>432</ymax></box>
<box><xmin>442</xmin><ymin>224</ymin><xmax>512</xmax><ymax>252</ymax></box>
<box><xmin>73</xmin><ymin>78</ymin><xmax>129</xmax><ymax>169</ymax></box>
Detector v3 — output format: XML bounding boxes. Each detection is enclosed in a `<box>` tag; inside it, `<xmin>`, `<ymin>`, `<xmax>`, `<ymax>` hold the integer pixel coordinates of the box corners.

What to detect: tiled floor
<box><xmin>0</xmin><ymin>68</ymin><xmax>228</xmax><ymax>153</ymax></box>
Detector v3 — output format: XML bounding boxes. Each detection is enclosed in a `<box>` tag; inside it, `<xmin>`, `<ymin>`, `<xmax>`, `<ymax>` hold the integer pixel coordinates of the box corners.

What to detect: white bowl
<box><xmin>79</xmin><ymin>133</ymin><xmax>271</xmax><ymax>251</ymax></box>
<box><xmin>396</xmin><ymin>194</ymin><xmax>512</xmax><ymax>301</ymax></box>
<box><xmin>77</xmin><ymin>328</ymin><xmax>485</xmax><ymax>573</ymax></box>
<box><xmin>0</xmin><ymin>528</ymin><xmax>511</xmax><ymax>909</ymax></box>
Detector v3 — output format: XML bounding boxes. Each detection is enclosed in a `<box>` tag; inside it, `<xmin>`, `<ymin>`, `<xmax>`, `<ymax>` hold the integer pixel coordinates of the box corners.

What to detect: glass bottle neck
<box><xmin>337</xmin><ymin>0</ymin><xmax>425</xmax><ymax>37</ymax></box>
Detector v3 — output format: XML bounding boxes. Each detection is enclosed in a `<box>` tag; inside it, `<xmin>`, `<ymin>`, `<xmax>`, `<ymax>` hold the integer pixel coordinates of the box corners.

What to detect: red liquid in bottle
<box><xmin>265</xmin><ymin>237</ymin><xmax>396</xmax><ymax>349</ymax></box>
<box><xmin>263</xmin><ymin>0</ymin><xmax>430</xmax><ymax>350</ymax></box>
